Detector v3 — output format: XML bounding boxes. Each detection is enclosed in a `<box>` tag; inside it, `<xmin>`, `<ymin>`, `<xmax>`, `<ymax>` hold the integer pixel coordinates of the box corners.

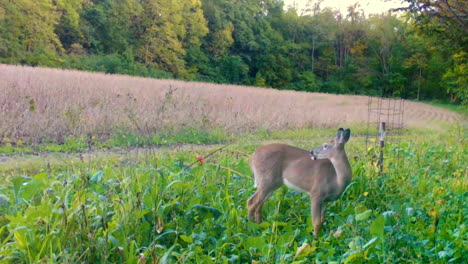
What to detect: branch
<box><xmin>442</xmin><ymin>0</ymin><xmax>467</xmax><ymax>29</ymax></box>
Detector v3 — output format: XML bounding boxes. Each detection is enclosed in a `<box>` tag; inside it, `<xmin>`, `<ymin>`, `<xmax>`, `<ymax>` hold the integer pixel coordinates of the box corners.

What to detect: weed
<box><xmin>0</xmin><ymin>128</ymin><xmax>466</xmax><ymax>263</ymax></box>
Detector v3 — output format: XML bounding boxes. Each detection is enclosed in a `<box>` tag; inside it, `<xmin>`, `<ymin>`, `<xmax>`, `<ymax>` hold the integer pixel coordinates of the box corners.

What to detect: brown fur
<box><xmin>247</xmin><ymin>129</ymin><xmax>352</xmax><ymax>237</ymax></box>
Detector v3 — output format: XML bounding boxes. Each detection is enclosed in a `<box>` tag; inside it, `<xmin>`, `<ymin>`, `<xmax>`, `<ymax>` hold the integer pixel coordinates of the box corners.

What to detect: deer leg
<box><xmin>247</xmin><ymin>182</ymin><xmax>281</xmax><ymax>223</ymax></box>
<box><xmin>311</xmin><ymin>199</ymin><xmax>323</xmax><ymax>238</ymax></box>
<box><xmin>320</xmin><ymin>203</ymin><xmax>327</xmax><ymax>224</ymax></box>
<box><xmin>247</xmin><ymin>191</ymin><xmax>260</xmax><ymax>222</ymax></box>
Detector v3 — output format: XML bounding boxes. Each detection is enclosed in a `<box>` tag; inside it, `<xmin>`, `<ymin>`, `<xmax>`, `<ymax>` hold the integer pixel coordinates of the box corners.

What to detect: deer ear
<box><xmin>343</xmin><ymin>129</ymin><xmax>351</xmax><ymax>143</ymax></box>
<box><xmin>336</xmin><ymin>128</ymin><xmax>344</xmax><ymax>143</ymax></box>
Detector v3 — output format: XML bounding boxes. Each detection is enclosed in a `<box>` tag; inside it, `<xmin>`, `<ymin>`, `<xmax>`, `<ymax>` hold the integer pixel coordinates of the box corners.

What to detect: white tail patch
<box><xmin>252</xmin><ymin>167</ymin><xmax>259</xmax><ymax>188</ymax></box>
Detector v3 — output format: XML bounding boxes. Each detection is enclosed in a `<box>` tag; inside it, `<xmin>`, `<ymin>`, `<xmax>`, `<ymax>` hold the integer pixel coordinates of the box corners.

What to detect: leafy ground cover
<box><xmin>0</xmin><ymin>128</ymin><xmax>230</xmax><ymax>155</ymax></box>
<box><xmin>0</xmin><ymin>126</ymin><xmax>466</xmax><ymax>263</ymax></box>
<box><xmin>0</xmin><ymin>126</ymin><xmax>376</xmax><ymax>157</ymax></box>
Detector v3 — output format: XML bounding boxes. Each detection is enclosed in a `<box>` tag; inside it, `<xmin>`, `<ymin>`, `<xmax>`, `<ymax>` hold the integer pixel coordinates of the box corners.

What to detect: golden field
<box><xmin>0</xmin><ymin>64</ymin><xmax>461</xmax><ymax>142</ymax></box>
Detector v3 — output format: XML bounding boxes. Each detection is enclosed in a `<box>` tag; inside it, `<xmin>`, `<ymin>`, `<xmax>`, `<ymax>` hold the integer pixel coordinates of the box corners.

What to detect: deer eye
<box><xmin>323</xmin><ymin>144</ymin><xmax>328</xmax><ymax>149</ymax></box>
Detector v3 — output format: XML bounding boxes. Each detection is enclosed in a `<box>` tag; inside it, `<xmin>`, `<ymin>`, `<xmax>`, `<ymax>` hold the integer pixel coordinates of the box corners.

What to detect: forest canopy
<box><xmin>0</xmin><ymin>0</ymin><xmax>466</xmax><ymax>103</ymax></box>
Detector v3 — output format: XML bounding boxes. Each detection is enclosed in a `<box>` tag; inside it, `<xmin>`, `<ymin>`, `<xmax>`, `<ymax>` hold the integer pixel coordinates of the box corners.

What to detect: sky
<box><xmin>283</xmin><ymin>0</ymin><xmax>407</xmax><ymax>16</ymax></box>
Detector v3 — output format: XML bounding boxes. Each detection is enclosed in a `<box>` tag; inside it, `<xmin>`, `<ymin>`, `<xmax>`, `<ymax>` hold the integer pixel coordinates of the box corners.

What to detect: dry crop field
<box><xmin>0</xmin><ymin>64</ymin><xmax>461</xmax><ymax>144</ymax></box>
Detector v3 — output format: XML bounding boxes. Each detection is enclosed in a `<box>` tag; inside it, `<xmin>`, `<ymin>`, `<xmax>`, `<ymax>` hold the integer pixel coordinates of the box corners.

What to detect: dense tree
<box><xmin>0</xmin><ymin>0</ymin><xmax>63</xmax><ymax>65</ymax></box>
<box><xmin>54</xmin><ymin>0</ymin><xmax>85</xmax><ymax>51</ymax></box>
<box><xmin>398</xmin><ymin>0</ymin><xmax>467</xmax><ymax>103</ymax></box>
<box><xmin>79</xmin><ymin>0</ymin><xmax>142</xmax><ymax>54</ymax></box>
<box><xmin>0</xmin><ymin>0</ymin><xmax>465</xmax><ymax>104</ymax></box>
<box><xmin>136</xmin><ymin>0</ymin><xmax>208</xmax><ymax>77</ymax></box>
<box><xmin>443</xmin><ymin>51</ymin><xmax>467</xmax><ymax>104</ymax></box>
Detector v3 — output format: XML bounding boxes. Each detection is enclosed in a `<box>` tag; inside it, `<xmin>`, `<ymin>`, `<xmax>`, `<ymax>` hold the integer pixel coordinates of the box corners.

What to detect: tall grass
<box><xmin>0</xmin><ymin>64</ymin><xmax>462</xmax><ymax>144</ymax></box>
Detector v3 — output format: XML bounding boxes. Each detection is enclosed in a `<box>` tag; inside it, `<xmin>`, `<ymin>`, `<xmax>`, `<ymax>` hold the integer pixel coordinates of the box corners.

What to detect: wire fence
<box><xmin>365</xmin><ymin>96</ymin><xmax>406</xmax><ymax>172</ymax></box>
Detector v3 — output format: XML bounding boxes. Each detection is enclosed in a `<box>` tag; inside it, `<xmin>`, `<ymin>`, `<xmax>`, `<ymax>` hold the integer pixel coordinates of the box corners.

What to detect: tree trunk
<box><xmin>311</xmin><ymin>37</ymin><xmax>315</xmax><ymax>73</ymax></box>
<box><xmin>417</xmin><ymin>68</ymin><xmax>421</xmax><ymax>101</ymax></box>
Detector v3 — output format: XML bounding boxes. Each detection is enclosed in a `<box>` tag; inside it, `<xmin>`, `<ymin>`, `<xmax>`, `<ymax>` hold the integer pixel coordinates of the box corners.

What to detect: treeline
<box><xmin>0</xmin><ymin>0</ymin><xmax>466</xmax><ymax>103</ymax></box>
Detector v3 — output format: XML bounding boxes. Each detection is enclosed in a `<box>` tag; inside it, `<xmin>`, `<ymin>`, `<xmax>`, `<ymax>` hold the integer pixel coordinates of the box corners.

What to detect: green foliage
<box><xmin>443</xmin><ymin>51</ymin><xmax>468</xmax><ymax>105</ymax></box>
<box><xmin>136</xmin><ymin>0</ymin><xmax>208</xmax><ymax>78</ymax></box>
<box><xmin>0</xmin><ymin>128</ymin><xmax>230</xmax><ymax>155</ymax></box>
<box><xmin>0</xmin><ymin>128</ymin><xmax>466</xmax><ymax>263</ymax></box>
<box><xmin>107</xmin><ymin>127</ymin><xmax>229</xmax><ymax>147</ymax></box>
<box><xmin>422</xmin><ymin>100</ymin><xmax>468</xmax><ymax>115</ymax></box>
<box><xmin>297</xmin><ymin>72</ymin><xmax>322</xmax><ymax>92</ymax></box>
<box><xmin>0</xmin><ymin>0</ymin><xmax>62</xmax><ymax>64</ymax></box>
<box><xmin>219</xmin><ymin>56</ymin><xmax>249</xmax><ymax>84</ymax></box>
<box><xmin>0</xmin><ymin>0</ymin><xmax>465</xmax><ymax>105</ymax></box>
<box><xmin>62</xmin><ymin>54</ymin><xmax>173</xmax><ymax>78</ymax></box>
<box><xmin>398</xmin><ymin>0</ymin><xmax>466</xmax><ymax>102</ymax></box>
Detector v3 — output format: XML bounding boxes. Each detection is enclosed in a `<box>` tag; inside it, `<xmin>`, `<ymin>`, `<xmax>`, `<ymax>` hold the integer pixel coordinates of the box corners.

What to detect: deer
<box><xmin>247</xmin><ymin>128</ymin><xmax>352</xmax><ymax>238</ymax></box>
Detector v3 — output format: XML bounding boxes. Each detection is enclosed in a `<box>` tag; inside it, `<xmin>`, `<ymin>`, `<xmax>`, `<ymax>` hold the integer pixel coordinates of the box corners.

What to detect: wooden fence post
<box><xmin>378</xmin><ymin>122</ymin><xmax>386</xmax><ymax>173</ymax></box>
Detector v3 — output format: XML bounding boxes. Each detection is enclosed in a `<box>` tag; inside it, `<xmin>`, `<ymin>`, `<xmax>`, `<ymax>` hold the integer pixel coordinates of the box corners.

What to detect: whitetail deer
<box><xmin>247</xmin><ymin>128</ymin><xmax>352</xmax><ymax>237</ymax></box>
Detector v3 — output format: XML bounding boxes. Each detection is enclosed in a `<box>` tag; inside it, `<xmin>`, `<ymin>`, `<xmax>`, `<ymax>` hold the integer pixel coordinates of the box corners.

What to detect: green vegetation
<box><xmin>0</xmin><ymin>128</ymin><xmax>230</xmax><ymax>155</ymax></box>
<box><xmin>421</xmin><ymin>100</ymin><xmax>468</xmax><ymax>115</ymax></box>
<box><xmin>0</xmin><ymin>0</ymin><xmax>466</xmax><ymax>104</ymax></box>
<box><xmin>0</xmin><ymin>125</ymin><xmax>375</xmax><ymax>155</ymax></box>
<box><xmin>0</xmin><ymin>1</ymin><xmax>465</xmax><ymax>262</ymax></box>
<box><xmin>0</xmin><ymin>127</ymin><xmax>466</xmax><ymax>263</ymax></box>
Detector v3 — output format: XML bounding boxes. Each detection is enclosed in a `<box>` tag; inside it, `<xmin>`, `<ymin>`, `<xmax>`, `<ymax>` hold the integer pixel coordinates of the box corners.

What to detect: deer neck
<box><xmin>329</xmin><ymin>151</ymin><xmax>352</xmax><ymax>191</ymax></box>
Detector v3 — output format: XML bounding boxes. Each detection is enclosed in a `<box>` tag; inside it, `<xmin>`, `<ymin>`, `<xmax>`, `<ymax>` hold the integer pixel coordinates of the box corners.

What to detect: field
<box><xmin>0</xmin><ymin>65</ymin><xmax>462</xmax><ymax>145</ymax></box>
<box><xmin>0</xmin><ymin>65</ymin><xmax>467</xmax><ymax>263</ymax></box>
